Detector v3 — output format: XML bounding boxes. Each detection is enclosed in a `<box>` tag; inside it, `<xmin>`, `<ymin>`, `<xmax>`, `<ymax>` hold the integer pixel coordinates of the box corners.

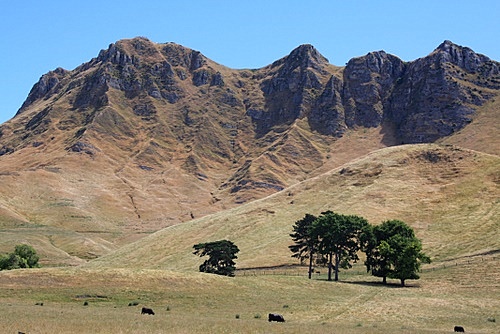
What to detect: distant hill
<box><xmin>0</xmin><ymin>38</ymin><xmax>498</xmax><ymax>266</ymax></box>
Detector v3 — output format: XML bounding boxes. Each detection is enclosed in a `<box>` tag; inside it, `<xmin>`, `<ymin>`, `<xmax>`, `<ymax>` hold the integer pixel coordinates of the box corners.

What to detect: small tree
<box><xmin>311</xmin><ymin>211</ymin><xmax>368</xmax><ymax>281</ymax></box>
<box><xmin>289</xmin><ymin>213</ymin><xmax>318</xmax><ymax>279</ymax></box>
<box><xmin>362</xmin><ymin>220</ymin><xmax>430</xmax><ymax>286</ymax></box>
<box><xmin>0</xmin><ymin>244</ymin><xmax>40</xmax><ymax>271</ymax></box>
<box><xmin>382</xmin><ymin>234</ymin><xmax>430</xmax><ymax>286</ymax></box>
<box><xmin>361</xmin><ymin>220</ymin><xmax>413</xmax><ymax>284</ymax></box>
<box><xmin>193</xmin><ymin>240</ymin><xmax>239</xmax><ymax>277</ymax></box>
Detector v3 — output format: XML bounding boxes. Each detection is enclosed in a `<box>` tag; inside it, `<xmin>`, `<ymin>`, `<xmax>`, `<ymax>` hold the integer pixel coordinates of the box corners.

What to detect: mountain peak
<box><xmin>286</xmin><ymin>44</ymin><xmax>329</xmax><ymax>68</ymax></box>
<box><xmin>432</xmin><ymin>40</ymin><xmax>493</xmax><ymax>72</ymax></box>
<box><xmin>289</xmin><ymin>44</ymin><xmax>327</xmax><ymax>59</ymax></box>
<box><xmin>97</xmin><ymin>37</ymin><xmax>160</xmax><ymax>65</ymax></box>
<box><xmin>436</xmin><ymin>39</ymin><xmax>457</xmax><ymax>52</ymax></box>
<box><xmin>268</xmin><ymin>44</ymin><xmax>329</xmax><ymax>73</ymax></box>
<box><xmin>1</xmin><ymin>38</ymin><xmax>498</xmax><ymax>269</ymax></box>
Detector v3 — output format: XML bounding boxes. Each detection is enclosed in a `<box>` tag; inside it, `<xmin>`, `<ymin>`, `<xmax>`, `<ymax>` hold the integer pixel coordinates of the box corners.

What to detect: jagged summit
<box><xmin>346</xmin><ymin>50</ymin><xmax>405</xmax><ymax>77</ymax></box>
<box><xmin>97</xmin><ymin>38</ymin><xmax>210</xmax><ymax>71</ymax></box>
<box><xmin>16</xmin><ymin>67</ymin><xmax>69</xmax><ymax>114</ymax></box>
<box><xmin>287</xmin><ymin>44</ymin><xmax>329</xmax><ymax>66</ymax></box>
<box><xmin>5</xmin><ymin>38</ymin><xmax>499</xmax><ymax>151</ymax></box>
<box><xmin>7</xmin><ymin>38</ymin><xmax>499</xmax><ymax>145</ymax></box>
<box><xmin>434</xmin><ymin>39</ymin><xmax>476</xmax><ymax>56</ymax></box>
<box><xmin>436</xmin><ymin>39</ymin><xmax>457</xmax><ymax>51</ymax></box>
<box><xmin>432</xmin><ymin>40</ymin><xmax>495</xmax><ymax>73</ymax></box>
<box><xmin>269</xmin><ymin>43</ymin><xmax>330</xmax><ymax>73</ymax></box>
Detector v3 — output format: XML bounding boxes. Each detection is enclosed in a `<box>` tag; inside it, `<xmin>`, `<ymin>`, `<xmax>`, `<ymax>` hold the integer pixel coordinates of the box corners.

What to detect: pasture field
<box><xmin>0</xmin><ymin>256</ymin><xmax>498</xmax><ymax>334</ymax></box>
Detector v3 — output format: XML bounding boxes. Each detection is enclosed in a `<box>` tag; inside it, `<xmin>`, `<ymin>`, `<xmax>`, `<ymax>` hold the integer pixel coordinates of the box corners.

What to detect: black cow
<box><xmin>141</xmin><ymin>307</ymin><xmax>155</xmax><ymax>315</ymax></box>
<box><xmin>268</xmin><ymin>313</ymin><xmax>285</xmax><ymax>322</ymax></box>
<box><xmin>454</xmin><ymin>326</ymin><xmax>465</xmax><ymax>332</ymax></box>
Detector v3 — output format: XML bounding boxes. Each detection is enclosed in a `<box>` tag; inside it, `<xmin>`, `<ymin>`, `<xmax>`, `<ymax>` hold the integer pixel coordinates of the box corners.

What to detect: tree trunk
<box><xmin>334</xmin><ymin>253</ymin><xmax>340</xmax><ymax>281</ymax></box>
<box><xmin>401</xmin><ymin>279</ymin><xmax>405</xmax><ymax>287</ymax></box>
<box><xmin>308</xmin><ymin>253</ymin><xmax>313</xmax><ymax>279</ymax></box>
<box><xmin>382</xmin><ymin>276</ymin><xmax>387</xmax><ymax>284</ymax></box>
<box><xmin>327</xmin><ymin>253</ymin><xmax>333</xmax><ymax>281</ymax></box>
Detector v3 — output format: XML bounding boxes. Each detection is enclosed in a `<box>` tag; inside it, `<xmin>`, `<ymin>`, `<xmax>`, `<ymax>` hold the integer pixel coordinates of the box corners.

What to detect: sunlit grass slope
<box><xmin>0</xmin><ymin>260</ymin><xmax>498</xmax><ymax>334</ymax></box>
<box><xmin>85</xmin><ymin>143</ymin><xmax>499</xmax><ymax>271</ymax></box>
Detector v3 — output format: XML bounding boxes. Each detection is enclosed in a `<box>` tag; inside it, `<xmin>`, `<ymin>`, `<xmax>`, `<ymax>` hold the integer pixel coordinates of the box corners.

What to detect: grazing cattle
<box><xmin>268</xmin><ymin>313</ymin><xmax>285</xmax><ymax>322</ymax></box>
<box><xmin>454</xmin><ymin>326</ymin><xmax>465</xmax><ymax>332</ymax></box>
<box><xmin>141</xmin><ymin>307</ymin><xmax>155</xmax><ymax>315</ymax></box>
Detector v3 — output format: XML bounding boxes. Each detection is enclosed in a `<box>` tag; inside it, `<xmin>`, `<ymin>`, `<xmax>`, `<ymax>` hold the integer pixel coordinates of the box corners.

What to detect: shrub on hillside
<box><xmin>0</xmin><ymin>244</ymin><xmax>40</xmax><ymax>270</ymax></box>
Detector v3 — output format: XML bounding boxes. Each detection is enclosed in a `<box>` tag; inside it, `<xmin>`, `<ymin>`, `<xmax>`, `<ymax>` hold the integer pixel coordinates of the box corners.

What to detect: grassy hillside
<box><xmin>0</xmin><ymin>143</ymin><xmax>498</xmax><ymax>333</ymax></box>
<box><xmin>439</xmin><ymin>97</ymin><xmax>500</xmax><ymax>156</ymax></box>
<box><xmin>85</xmin><ymin>144</ymin><xmax>499</xmax><ymax>271</ymax></box>
<box><xmin>0</xmin><ymin>38</ymin><xmax>498</xmax><ymax>332</ymax></box>
<box><xmin>1</xmin><ymin>37</ymin><xmax>498</xmax><ymax>267</ymax></box>
<box><xmin>0</xmin><ymin>122</ymin><xmax>396</xmax><ymax>266</ymax></box>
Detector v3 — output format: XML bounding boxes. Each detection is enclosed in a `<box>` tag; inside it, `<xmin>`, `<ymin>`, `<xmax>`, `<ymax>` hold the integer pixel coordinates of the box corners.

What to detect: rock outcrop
<box><xmin>246</xmin><ymin>44</ymin><xmax>332</xmax><ymax>135</ymax></box>
<box><xmin>387</xmin><ymin>41</ymin><xmax>499</xmax><ymax>143</ymax></box>
<box><xmin>246</xmin><ymin>40</ymin><xmax>498</xmax><ymax>143</ymax></box>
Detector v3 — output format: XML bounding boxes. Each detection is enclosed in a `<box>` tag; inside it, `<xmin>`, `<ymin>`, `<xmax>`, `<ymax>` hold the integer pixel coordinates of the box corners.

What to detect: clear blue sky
<box><xmin>1</xmin><ymin>0</ymin><xmax>499</xmax><ymax>124</ymax></box>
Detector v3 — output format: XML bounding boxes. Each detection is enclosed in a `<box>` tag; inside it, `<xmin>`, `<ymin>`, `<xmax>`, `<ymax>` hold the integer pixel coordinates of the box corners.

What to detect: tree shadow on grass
<box><xmin>313</xmin><ymin>277</ymin><xmax>421</xmax><ymax>288</ymax></box>
<box><xmin>342</xmin><ymin>280</ymin><xmax>421</xmax><ymax>288</ymax></box>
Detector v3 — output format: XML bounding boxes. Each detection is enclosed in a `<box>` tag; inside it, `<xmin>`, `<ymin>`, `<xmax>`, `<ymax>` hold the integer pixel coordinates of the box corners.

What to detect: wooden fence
<box><xmin>236</xmin><ymin>255</ymin><xmax>498</xmax><ymax>277</ymax></box>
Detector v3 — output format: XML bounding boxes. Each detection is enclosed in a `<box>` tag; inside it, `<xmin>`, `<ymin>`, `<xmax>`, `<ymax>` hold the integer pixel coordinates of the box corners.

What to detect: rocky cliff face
<box><xmin>249</xmin><ymin>44</ymin><xmax>332</xmax><ymax>135</ymax></box>
<box><xmin>342</xmin><ymin>51</ymin><xmax>406</xmax><ymax>129</ymax></box>
<box><xmin>245</xmin><ymin>40</ymin><xmax>498</xmax><ymax>143</ymax></box>
<box><xmin>387</xmin><ymin>41</ymin><xmax>499</xmax><ymax>143</ymax></box>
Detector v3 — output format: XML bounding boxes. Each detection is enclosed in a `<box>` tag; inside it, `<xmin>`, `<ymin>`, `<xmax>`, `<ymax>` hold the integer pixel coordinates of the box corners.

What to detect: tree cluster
<box><xmin>0</xmin><ymin>244</ymin><xmax>40</xmax><ymax>271</ymax></box>
<box><xmin>191</xmin><ymin>212</ymin><xmax>430</xmax><ymax>285</ymax></box>
<box><xmin>290</xmin><ymin>212</ymin><xmax>430</xmax><ymax>286</ymax></box>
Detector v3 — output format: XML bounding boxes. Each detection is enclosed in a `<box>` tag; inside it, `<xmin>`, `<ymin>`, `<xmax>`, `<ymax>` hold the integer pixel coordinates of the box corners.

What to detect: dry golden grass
<box><xmin>0</xmin><ymin>258</ymin><xmax>498</xmax><ymax>334</ymax></box>
<box><xmin>83</xmin><ymin>144</ymin><xmax>499</xmax><ymax>271</ymax></box>
<box><xmin>0</xmin><ymin>143</ymin><xmax>498</xmax><ymax>333</ymax></box>
<box><xmin>1</xmin><ymin>37</ymin><xmax>498</xmax><ymax>332</ymax></box>
<box><xmin>0</xmin><ymin>120</ymin><xmax>398</xmax><ymax>267</ymax></box>
<box><xmin>0</xmin><ymin>37</ymin><xmax>396</xmax><ymax>268</ymax></box>
<box><xmin>439</xmin><ymin>97</ymin><xmax>500</xmax><ymax>156</ymax></box>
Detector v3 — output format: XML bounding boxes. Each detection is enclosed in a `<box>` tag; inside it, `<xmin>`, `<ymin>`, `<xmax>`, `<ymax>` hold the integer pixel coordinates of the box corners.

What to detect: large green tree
<box><xmin>361</xmin><ymin>220</ymin><xmax>430</xmax><ymax>286</ymax></box>
<box><xmin>289</xmin><ymin>213</ymin><xmax>318</xmax><ymax>279</ymax></box>
<box><xmin>0</xmin><ymin>244</ymin><xmax>40</xmax><ymax>270</ymax></box>
<box><xmin>193</xmin><ymin>240</ymin><xmax>239</xmax><ymax>277</ymax></box>
<box><xmin>311</xmin><ymin>211</ymin><xmax>368</xmax><ymax>281</ymax></box>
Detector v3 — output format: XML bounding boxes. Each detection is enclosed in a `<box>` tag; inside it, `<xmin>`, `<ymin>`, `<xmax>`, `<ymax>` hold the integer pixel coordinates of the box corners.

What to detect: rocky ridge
<box><xmin>7</xmin><ymin>38</ymin><xmax>499</xmax><ymax>147</ymax></box>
